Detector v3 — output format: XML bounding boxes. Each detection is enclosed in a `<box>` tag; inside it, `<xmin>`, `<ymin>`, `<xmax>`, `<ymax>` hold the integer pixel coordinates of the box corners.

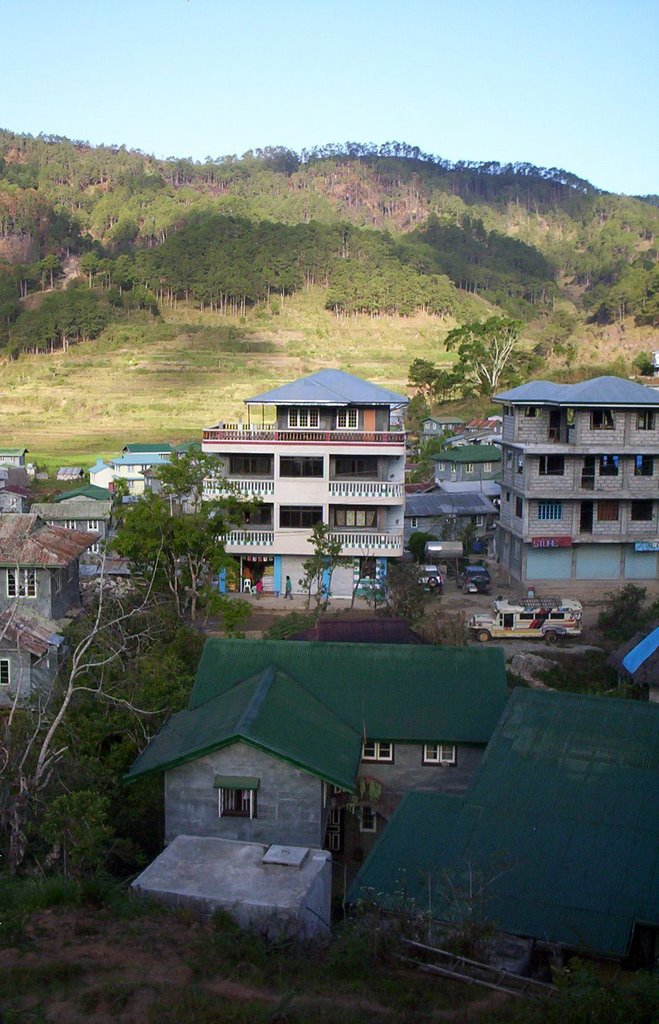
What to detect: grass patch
<box><xmin>0</xmin><ymin>961</ymin><xmax>85</xmax><ymax>998</ymax></box>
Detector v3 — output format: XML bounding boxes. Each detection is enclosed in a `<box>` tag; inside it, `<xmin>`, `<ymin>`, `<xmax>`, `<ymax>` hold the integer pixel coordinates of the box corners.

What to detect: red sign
<box><xmin>531</xmin><ymin>537</ymin><xmax>572</xmax><ymax>549</ymax></box>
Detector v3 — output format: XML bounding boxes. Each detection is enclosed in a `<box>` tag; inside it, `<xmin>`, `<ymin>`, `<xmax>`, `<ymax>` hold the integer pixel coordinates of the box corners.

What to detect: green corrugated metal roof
<box><xmin>123</xmin><ymin>443</ymin><xmax>172</xmax><ymax>454</ymax></box>
<box><xmin>127</xmin><ymin>663</ymin><xmax>362</xmax><ymax>790</ymax></box>
<box><xmin>432</xmin><ymin>444</ymin><xmax>501</xmax><ymax>464</ymax></box>
<box><xmin>53</xmin><ymin>484</ymin><xmax>112</xmax><ymax>502</ymax></box>
<box><xmin>350</xmin><ymin>689</ymin><xmax>659</xmax><ymax>958</ymax></box>
<box><xmin>213</xmin><ymin>775</ymin><xmax>259</xmax><ymax>789</ymax></box>
<box><xmin>189</xmin><ymin>639</ymin><xmax>507</xmax><ymax>743</ymax></box>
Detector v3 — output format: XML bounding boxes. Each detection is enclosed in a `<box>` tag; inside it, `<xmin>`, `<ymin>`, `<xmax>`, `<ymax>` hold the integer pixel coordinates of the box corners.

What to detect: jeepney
<box><xmin>468</xmin><ymin>596</ymin><xmax>583</xmax><ymax>643</ymax></box>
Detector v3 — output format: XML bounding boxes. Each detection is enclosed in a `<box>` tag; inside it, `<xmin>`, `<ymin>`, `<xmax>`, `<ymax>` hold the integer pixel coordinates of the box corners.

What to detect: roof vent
<box><xmin>262</xmin><ymin>845</ymin><xmax>309</xmax><ymax>868</ymax></box>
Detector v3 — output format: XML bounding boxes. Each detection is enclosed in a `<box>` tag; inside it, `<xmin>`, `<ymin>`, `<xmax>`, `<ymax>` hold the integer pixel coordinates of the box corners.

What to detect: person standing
<box><xmin>284</xmin><ymin>575</ymin><xmax>293</xmax><ymax>599</ymax></box>
<box><xmin>255</xmin><ymin>578</ymin><xmax>263</xmax><ymax>599</ymax></box>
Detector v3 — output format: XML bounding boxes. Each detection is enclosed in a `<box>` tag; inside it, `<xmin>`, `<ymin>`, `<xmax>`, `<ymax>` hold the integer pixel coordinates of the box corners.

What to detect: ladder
<box><xmin>399</xmin><ymin>939</ymin><xmax>558</xmax><ymax>999</ymax></box>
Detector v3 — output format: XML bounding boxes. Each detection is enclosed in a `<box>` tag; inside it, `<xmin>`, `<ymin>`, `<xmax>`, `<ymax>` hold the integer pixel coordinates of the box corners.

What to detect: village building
<box><xmin>126</xmin><ymin>639</ymin><xmax>508</xmax><ymax>891</ymax></box>
<box><xmin>201</xmin><ymin>370</ymin><xmax>408</xmax><ymax>598</ymax></box>
<box><xmin>404</xmin><ymin>490</ymin><xmax>497</xmax><ymax>549</ymax></box>
<box><xmin>350</xmin><ymin>688</ymin><xmax>659</xmax><ymax>967</ymax></box>
<box><xmin>432</xmin><ymin>443</ymin><xmax>502</xmax><ymax>496</ymax></box>
<box><xmin>0</xmin><ymin>514</ymin><xmax>95</xmax><ymax>706</ymax></box>
<box><xmin>419</xmin><ymin>416</ymin><xmax>464</xmax><ymax>443</ymax></box>
<box><xmin>495</xmin><ymin>376</ymin><xmax>659</xmax><ymax>593</ymax></box>
<box><xmin>0</xmin><ymin>447</ymin><xmax>28</xmax><ymax>468</ymax></box>
<box><xmin>31</xmin><ymin>499</ymin><xmax>113</xmax><ymax>557</ymax></box>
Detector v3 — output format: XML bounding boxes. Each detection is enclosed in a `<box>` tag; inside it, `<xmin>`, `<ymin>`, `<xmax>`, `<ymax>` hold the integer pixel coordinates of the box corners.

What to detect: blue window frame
<box><xmin>538</xmin><ymin>501</ymin><xmax>563</xmax><ymax>521</ymax></box>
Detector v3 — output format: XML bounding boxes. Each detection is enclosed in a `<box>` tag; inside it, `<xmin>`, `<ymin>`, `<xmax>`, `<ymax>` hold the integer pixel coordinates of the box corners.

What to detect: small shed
<box><xmin>609</xmin><ymin>623</ymin><xmax>659</xmax><ymax>701</ymax></box>
<box><xmin>56</xmin><ymin>467</ymin><xmax>85</xmax><ymax>482</ymax></box>
<box><xmin>132</xmin><ymin>834</ymin><xmax>331</xmax><ymax>940</ymax></box>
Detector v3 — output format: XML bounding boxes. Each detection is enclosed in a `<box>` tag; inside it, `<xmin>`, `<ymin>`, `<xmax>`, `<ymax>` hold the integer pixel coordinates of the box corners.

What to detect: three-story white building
<box><xmin>202</xmin><ymin>370</ymin><xmax>408</xmax><ymax>598</ymax></box>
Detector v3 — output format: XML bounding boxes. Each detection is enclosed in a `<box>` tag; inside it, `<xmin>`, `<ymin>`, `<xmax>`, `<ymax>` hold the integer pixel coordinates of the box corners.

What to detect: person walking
<box><xmin>284</xmin><ymin>575</ymin><xmax>293</xmax><ymax>600</ymax></box>
<box><xmin>255</xmin><ymin>578</ymin><xmax>263</xmax><ymax>599</ymax></box>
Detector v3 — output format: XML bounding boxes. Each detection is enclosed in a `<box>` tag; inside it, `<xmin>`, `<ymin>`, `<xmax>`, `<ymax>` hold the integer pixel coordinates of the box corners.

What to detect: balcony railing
<box><xmin>329</xmin><ymin>531</ymin><xmax>404</xmax><ymax>551</ymax></box>
<box><xmin>203</xmin><ymin>427</ymin><xmax>405</xmax><ymax>445</ymax></box>
<box><xmin>328</xmin><ymin>480</ymin><xmax>404</xmax><ymax>499</ymax></box>
<box><xmin>224</xmin><ymin>530</ymin><xmax>275</xmax><ymax>547</ymax></box>
<box><xmin>204</xmin><ymin>478</ymin><xmax>274</xmax><ymax>498</ymax></box>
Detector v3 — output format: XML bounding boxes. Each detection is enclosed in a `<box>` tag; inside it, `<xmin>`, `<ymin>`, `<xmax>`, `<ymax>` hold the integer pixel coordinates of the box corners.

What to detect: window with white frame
<box><xmin>0</xmin><ymin>659</ymin><xmax>9</xmax><ymax>686</ymax></box>
<box><xmin>288</xmin><ymin>408</ymin><xmax>319</xmax><ymax>428</ymax></box>
<box><xmin>422</xmin><ymin>743</ymin><xmax>457</xmax><ymax>765</ymax></box>
<box><xmin>463</xmin><ymin>463</ymin><xmax>475</xmax><ymax>473</ymax></box>
<box><xmin>7</xmin><ymin>568</ymin><xmax>37</xmax><ymax>598</ymax></box>
<box><xmin>483</xmin><ymin>462</ymin><xmax>493</xmax><ymax>473</ymax></box>
<box><xmin>361</xmin><ymin>741</ymin><xmax>394</xmax><ymax>762</ymax></box>
<box><xmin>336</xmin><ymin>409</ymin><xmax>358</xmax><ymax>430</ymax></box>
<box><xmin>359</xmin><ymin>806</ymin><xmax>377</xmax><ymax>833</ymax></box>
<box><xmin>410</xmin><ymin>517</ymin><xmax>418</xmax><ymax>529</ymax></box>
<box><xmin>215</xmin><ymin>776</ymin><xmax>259</xmax><ymax>818</ymax></box>
<box><xmin>87</xmin><ymin>520</ymin><xmax>100</xmax><ymax>532</ymax></box>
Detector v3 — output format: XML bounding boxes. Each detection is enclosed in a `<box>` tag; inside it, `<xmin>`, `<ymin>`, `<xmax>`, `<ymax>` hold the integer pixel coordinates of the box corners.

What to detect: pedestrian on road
<box><xmin>284</xmin><ymin>575</ymin><xmax>293</xmax><ymax>599</ymax></box>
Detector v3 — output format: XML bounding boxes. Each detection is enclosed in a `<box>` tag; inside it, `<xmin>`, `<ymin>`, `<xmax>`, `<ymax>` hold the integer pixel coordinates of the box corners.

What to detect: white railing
<box><xmin>224</xmin><ymin>530</ymin><xmax>275</xmax><ymax>547</ymax></box>
<box><xmin>328</xmin><ymin>480</ymin><xmax>404</xmax><ymax>499</ymax></box>
<box><xmin>204</xmin><ymin>478</ymin><xmax>275</xmax><ymax>499</ymax></box>
<box><xmin>329</xmin><ymin>531</ymin><xmax>404</xmax><ymax>551</ymax></box>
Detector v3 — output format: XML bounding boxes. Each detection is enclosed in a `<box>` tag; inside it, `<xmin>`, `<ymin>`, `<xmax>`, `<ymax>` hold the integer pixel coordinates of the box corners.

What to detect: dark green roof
<box><xmin>53</xmin><ymin>484</ymin><xmax>112</xmax><ymax>502</ymax></box>
<box><xmin>127</xmin><ymin>640</ymin><xmax>507</xmax><ymax>788</ymax></box>
<box><xmin>127</xmin><ymin>663</ymin><xmax>362</xmax><ymax>790</ymax></box>
<box><xmin>123</xmin><ymin>443</ymin><xmax>172</xmax><ymax>454</ymax></box>
<box><xmin>189</xmin><ymin>639</ymin><xmax>507</xmax><ymax>743</ymax></box>
<box><xmin>350</xmin><ymin>689</ymin><xmax>659</xmax><ymax>958</ymax></box>
<box><xmin>173</xmin><ymin>440</ymin><xmax>202</xmax><ymax>454</ymax></box>
<box><xmin>432</xmin><ymin>444</ymin><xmax>501</xmax><ymax>464</ymax></box>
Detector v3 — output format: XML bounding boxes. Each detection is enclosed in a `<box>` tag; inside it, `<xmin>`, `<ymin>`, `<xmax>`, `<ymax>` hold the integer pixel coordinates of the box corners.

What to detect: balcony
<box><xmin>204</xmin><ymin>478</ymin><xmax>275</xmax><ymax>499</ymax></box>
<box><xmin>329</xmin><ymin>531</ymin><xmax>404</xmax><ymax>553</ymax></box>
<box><xmin>202</xmin><ymin>426</ymin><xmax>405</xmax><ymax>446</ymax></box>
<box><xmin>328</xmin><ymin>480</ymin><xmax>404</xmax><ymax>499</ymax></box>
<box><xmin>224</xmin><ymin>530</ymin><xmax>275</xmax><ymax>547</ymax></box>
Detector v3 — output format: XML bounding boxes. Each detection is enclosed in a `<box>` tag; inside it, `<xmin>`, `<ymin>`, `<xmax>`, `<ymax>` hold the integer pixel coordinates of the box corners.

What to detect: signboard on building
<box><xmin>634</xmin><ymin>541</ymin><xmax>659</xmax><ymax>552</ymax></box>
<box><xmin>531</xmin><ymin>537</ymin><xmax>572</xmax><ymax>549</ymax></box>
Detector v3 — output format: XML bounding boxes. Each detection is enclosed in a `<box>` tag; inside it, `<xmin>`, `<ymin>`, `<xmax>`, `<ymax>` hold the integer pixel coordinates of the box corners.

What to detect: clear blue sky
<box><xmin>1</xmin><ymin>0</ymin><xmax>656</xmax><ymax>195</ymax></box>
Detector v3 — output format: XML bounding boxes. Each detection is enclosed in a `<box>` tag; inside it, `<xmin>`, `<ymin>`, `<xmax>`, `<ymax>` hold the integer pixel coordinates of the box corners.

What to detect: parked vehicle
<box><xmin>459</xmin><ymin>564</ymin><xmax>492</xmax><ymax>594</ymax></box>
<box><xmin>418</xmin><ymin>564</ymin><xmax>444</xmax><ymax>593</ymax></box>
<box><xmin>468</xmin><ymin>597</ymin><xmax>583</xmax><ymax>643</ymax></box>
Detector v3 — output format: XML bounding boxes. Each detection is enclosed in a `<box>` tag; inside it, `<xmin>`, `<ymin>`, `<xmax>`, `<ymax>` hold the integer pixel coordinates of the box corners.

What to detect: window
<box><xmin>333</xmin><ymin>507</ymin><xmax>377</xmax><ymax>528</ymax></box>
<box><xmin>334</xmin><ymin>456</ymin><xmax>377</xmax><ymax>478</ymax></box>
<box><xmin>0</xmin><ymin>660</ymin><xmax>9</xmax><ymax>686</ymax></box>
<box><xmin>539</xmin><ymin>455</ymin><xmax>565</xmax><ymax>476</ymax></box>
<box><xmin>538</xmin><ymin>501</ymin><xmax>563</xmax><ymax>521</ymax></box>
<box><xmin>279</xmin><ymin>456</ymin><xmax>324</xmax><ymax>478</ymax></box>
<box><xmin>362</xmin><ymin>741</ymin><xmax>393</xmax><ymax>763</ymax></box>
<box><xmin>634</xmin><ymin>455</ymin><xmax>654</xmax><ymax>477</ymax></box>
<box><xmin>7</xmin><ymin>569</ymin><xmax>37</xmax><ymax>598</ymax></box>
<box><xmin>516</xmin><ymin>457</ymin><xmax>524</xmax><ymax>475</ymax></box>
<box><xmin>336</xmin><ymin>409</ymin><xmax>358</xmax><ymax>429</ymax></box>
<box><xmin>422</xmin><ymin>744</ymin><xmax>457</xmax><ymax>765</ymax></box>
<box><xmin>505</xmin><ymin>490</ymin><xmax>511</xmax><ymax>502</ymax></box>
<box><xmin>288</xmin><ymin>408</ymin><xmax>319</xmax><ymax>428</ymax></box>
<box><xmin>244</xmin><ymin>505</ymin><xmax>273</xmax><ymax>526</ymax></box>
<box><xmin>464</xmin><ymin>463</ymin><xmax>475</xmax><ymax>474</ymax></box>
<box><xmin>483</xmin><ymin>462</ymin><xmax>493</xmax><ymax>473</ymax></box>
<box><xmin>279</xmin><ymin>506</ymin><xmax>323</xmax><ymax>528</ymax></box>
<box><xmin>524</xmin><ymin>406</ymin><xmax>538</xmax><ymax>418</ymax></box>
<box><xmin>410</xmin><ymin>517</ymin><xmax>418</xmax><ymax>529</ymax></box>
<box><xmin>597</xmin><ymin>500</ymin><xmax>619</xmax><ymax>522</ymax></box>
<box><xmin>358</xmin><ymin>806</ymin><xmax>377</xmax><ymax>833</ymax></box>
<box><xmin>591</xmin><ymin>409</ymin><xmax>614</xmax><ymax>430</ymax></box>
<box><xmin>87</xmin><ymin>520</ymin><xmax>100</xmax><ymax>532</ymax></box>
<box><xmin>54</xmin><ymin>569</ymin><xmax>64</xmax><ymax>594</ymax></box>
<box><xmin>475</xmin><ymin>515</ymin><xmax>484</xmax><ymax>528</ymax></box>
<box><xmin>515</xmin><ymin>497</ymin><xmax>523</xmax><ymax>518</ymax></box>
<box><xmin>631</xmin><ymin>501</ymin><xmax>653</xmax><ymax>522</ymax></box>
<box><xmin>637</xmin><ymin>410</ymin><xmax>655</xmax><ymax>430</ymax></box>
<box><xmin>599</xmin><ymin>454</ymin><xmax>619</xmax><ymax>476</ymax></box>
<box><xmin>229</xmin><ymin>455</ymin><xmax>272</xmax><ymax>476</ymax></box>
<box><xmin>215</xmin><ymin>776</ymin><xmax>259</xmax><ymax>819</ymax></box>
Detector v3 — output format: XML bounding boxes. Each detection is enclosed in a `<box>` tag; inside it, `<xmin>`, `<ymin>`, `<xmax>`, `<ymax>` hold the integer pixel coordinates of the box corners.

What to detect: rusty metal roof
<box><xmin>0</xmin><ymin>610</ymin><xmax>65</xmax><ymax>656</ymax></box>
<box><xmin>0</xmin><ymin>514</ymin><xmax>96</xmax><ymax>567</ymax></box>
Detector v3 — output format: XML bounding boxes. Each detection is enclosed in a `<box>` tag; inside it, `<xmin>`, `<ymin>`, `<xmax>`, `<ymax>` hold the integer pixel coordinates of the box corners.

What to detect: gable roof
<box><xmin>0</xmin><ymin>610</ymin><xmax>65</xmax><ymax>656</ymax></box>
<box><xmin>432</xmin><ymin>444</ymin><xmax>502</xmax><ymax>464</ymax></box>
<box><xmin>495</xmin><ymin>376</ymin><xmax>659</xmax><ymax>407</ymax></box>
<box><xmin>127</xmin><ymin>640</ymin><xmax>507</xmax><ymax>786</ymax></box>
<box><xmin>127</xmin><ymin>664</ymin><xmax>362</xmax><ymax>790</ymax></box>
<box><xmin>350</xmin><ymin>689</ymin><xmax>659</xmax><ymax>958</ymax></box>
<box><xmin>54</xmin><ymin>484</ymin><xmax>113</xmax><ymax>503</ymax></box>
<box><xmin>123</xmin><ymin>443</ymin><xmax>173</xmax><ymax>455</ymax></box>
<box><xmin>0</xmin><ymin>514</ymin><xmax>96</xmax><ymax>567</ymax></box>
<box><xmin>0</xmin><ymin>448</ymin><xmax>28</xmax><ymax>458</ymax></box>
<box><xmin>110</xmin><ymin>453</ymin><xmax>170</xmax><ymax>468</ymax></box>
<box><xmin>31</xmin><ymin>500</ymin><xmax>112</xmax><ymax>521</ymax></box>
<box><xmin>245</xmin><ymin>369</ymin><xmax>408</xmax><ymax>407</ymax></box>
<box><xmin>405</xmin><ymin>491</ymin><xmax>496</xmax><ymax>518</ymax></box>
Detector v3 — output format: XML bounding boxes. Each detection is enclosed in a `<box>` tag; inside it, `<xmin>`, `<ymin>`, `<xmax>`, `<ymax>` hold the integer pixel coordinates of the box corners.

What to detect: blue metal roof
<box><xmin>245</xmin><ymin>369</ymin><xmax>409</xmax><ymax>407</ymax></box>
<box><xmin>622</xmin><ymin>626</ymin><xmax>659</xmax><ymax>675</ymax></box>
<box><xmin>406</xmin><ymin>491</ymin><xmax>496</xmax><ymax>517</ymax></box>
<box><xmin>495</xmin><ymin>376</ymin><xmax>659</xmax><ymax>406</ymax></box>
<box><xmin>110</xmin><ymin>454</ymin><xmax>170</xmax><ymax>468</ymax></box>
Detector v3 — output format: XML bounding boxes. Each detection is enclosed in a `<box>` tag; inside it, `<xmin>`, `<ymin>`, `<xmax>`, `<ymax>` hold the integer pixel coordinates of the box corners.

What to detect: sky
<box><xmin>0</xmin><ymin>0</ymin><xmax>657</xmax><ymax>195</ymax></box>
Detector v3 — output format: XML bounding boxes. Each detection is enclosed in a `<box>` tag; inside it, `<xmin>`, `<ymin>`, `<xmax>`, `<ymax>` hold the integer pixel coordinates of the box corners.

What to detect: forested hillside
<box><xmin>0</xmin><ymin>130</ymin><xmax>657</xmax><ymax>362</ymax></box>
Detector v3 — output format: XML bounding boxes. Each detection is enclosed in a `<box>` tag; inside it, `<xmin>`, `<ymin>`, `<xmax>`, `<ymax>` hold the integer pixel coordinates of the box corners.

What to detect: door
<box><xmin>363</xmin><ymin>409</ymin><xmax>376</xmax><ymax>434</ymax></box>
<box><xmin>581</xmin><ymin>456</ymin><xmax>595</xmax><ymax>490</ymax></box>
<box><xmin>503</xmin><ymin>613</ymin><xmax>514</xmax><ymax>628</ymax></box>
<box><xmin>548</xmin><ymin>410</ymin><xmax>562</xmax><ymax>441</ymax></box>
<box><xmin>580</xmin><ymin>501</ymin><xmax>593</xmax><ymax>533</ymax></box>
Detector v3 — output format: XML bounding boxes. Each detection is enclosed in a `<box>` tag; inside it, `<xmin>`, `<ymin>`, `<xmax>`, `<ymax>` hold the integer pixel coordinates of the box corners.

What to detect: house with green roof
<box><xmin>0</xmin><ymin>447</ymin><xmax>28</xmax><ymax>467</ymax></box>
<box><xmin>127</xmin><ymin>639</ymin><xmax>507</xmax><ymax>863</ymax></box>
<box><xmin>432</xmin><ymin>444</ymin><xmax>501</xmax><ymax>496</ymax></box>
<box><xmin>350</xmin><ymin>688</ymin><xmax>659</xmax><ymax>965</ymax></box>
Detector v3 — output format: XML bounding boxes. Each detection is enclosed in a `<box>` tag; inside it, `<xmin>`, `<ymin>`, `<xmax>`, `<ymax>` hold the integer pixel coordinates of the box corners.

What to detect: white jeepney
<box><xmin>468</xmin><ymin>596</ymin><xmax>583</xmax><ymax>643</ymax></box>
